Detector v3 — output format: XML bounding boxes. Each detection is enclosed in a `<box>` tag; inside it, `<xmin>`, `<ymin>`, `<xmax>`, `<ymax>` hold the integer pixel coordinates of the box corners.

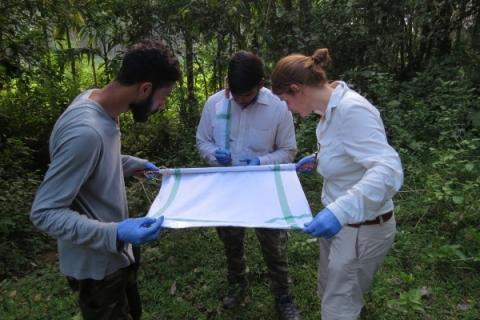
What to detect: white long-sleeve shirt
<box><xmin>317</xmin><ymin>82</ymin><xmax>404</xmax><ymax>225</ymax></box>
<box><xmin>196</xmin><ymin>87</ymin><xmax>297</xmax><ymax>165</ymax></box>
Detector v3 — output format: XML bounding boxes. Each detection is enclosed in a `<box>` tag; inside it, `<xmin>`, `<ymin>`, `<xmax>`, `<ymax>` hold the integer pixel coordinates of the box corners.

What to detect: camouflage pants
<box><xmin>67</xmin><ymin>246</ymin><xmax>142</xmax><ymax>320</ymax></box>
<box><xmin>217</xmin><ymin>227</ymin><xmax>290</xmax><ymax>298</ymax></box>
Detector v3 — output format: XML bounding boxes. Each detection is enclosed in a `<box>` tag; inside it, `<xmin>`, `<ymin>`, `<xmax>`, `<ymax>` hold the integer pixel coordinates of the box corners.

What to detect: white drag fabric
<box><xmin>147</xmin><ymin>164</ymin><xmax>312</xmax><ymax>229</ymax></box>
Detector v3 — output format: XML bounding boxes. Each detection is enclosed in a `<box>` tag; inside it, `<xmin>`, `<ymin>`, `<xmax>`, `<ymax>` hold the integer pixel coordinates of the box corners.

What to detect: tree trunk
<box><xmin>185</xmin><ymin>25</ymin><xmax>196</xmax><ymax>116</ymax></box>
<box><xmin>299</xmin><ymin>0</ymin><xmax>313</xmax><ymax>51</ymax></box>
<box><xmin>472</xmin><ymin>7</ymin><xmax>480</xmax><ymax>51</ymax></box>
<box><xmin>215</xmin><ymin>34</ymin><xmax>224</xmax><ymax>91</ymax></box>
<box><xmin>101</xmin><ymin>39</ymin><xmax>109</xmax><ymax>82</ymax></box>
<box><xmin>194</xmin><ymin>53</ymin><xmax>209</xmax><ymax>99</ymax></box>
<box><xmin>184</xmin><ymin>24</ymin><xmax>197</xmax><ymax>125</ymax></box>
<box><xmin>91</xmin><ymin>47</ymin><xmax>97</xmax><ymax>87</ymax></box>
<box><xmin>283</xmin><ymin>0</ymin><xmax>293</xmax><ymax>11</ymax></box>
<box><xmin>415</xmin><ymin>0</ymin><xmax>434</xmax><ymax>69</ymax></box>
<box><xmin>434</xmin><ymin>0</ymin><xmax>453</xmax><ymax>56</ymax></box>
<box><xmin>65</xmin><ymin>25</ymin><xmax>76</xmax><ymax>81</ymax></box>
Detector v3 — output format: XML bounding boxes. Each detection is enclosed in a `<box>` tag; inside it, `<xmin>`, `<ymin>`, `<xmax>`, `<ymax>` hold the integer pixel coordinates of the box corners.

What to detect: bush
<box><xmin>0</xmin><ymin>138</ymin><xmax>45</xmax><ymax>278</ymax></box>
<box><xmin>343</xmin><ymin>62</ymin><xmax>480</xmax><ymax>270</ymax></box>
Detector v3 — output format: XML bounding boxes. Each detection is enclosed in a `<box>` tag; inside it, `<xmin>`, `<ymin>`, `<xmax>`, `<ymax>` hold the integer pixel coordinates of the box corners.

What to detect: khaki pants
<box><xmin>318</xmin><ymin>216</ymin><xmax>396</xmax><ymax>320</ymax></box>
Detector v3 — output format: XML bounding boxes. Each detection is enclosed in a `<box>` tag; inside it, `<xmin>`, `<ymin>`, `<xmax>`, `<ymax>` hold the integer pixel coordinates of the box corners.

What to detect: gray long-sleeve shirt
<box><xmin>30</xmin><ymin>90</ymin><xmax>147</xmax><ymax>280</ymax></box>
<box><xmin>196</xmin><ymin>87</ymin><xmax>297</xmax><ymax>165</ymax></box>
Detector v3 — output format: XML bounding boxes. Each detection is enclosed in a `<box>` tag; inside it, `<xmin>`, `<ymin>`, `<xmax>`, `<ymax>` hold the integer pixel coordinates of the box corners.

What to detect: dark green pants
<box><xmin>217</xmin><ymin>227</ymin><xmax>290</xmax><ymax>298</ymax></box>
<box><xmin>67</xmin><ymin>247</ymin><xmax>141</xmax><ymax>320</ymax></box>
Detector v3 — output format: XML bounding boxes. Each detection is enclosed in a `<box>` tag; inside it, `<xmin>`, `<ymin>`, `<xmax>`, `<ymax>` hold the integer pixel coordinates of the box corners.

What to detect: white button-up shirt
<box><xmin>196</xmin><ymin>87</ymin><xmax>297</xmax><ymax>166</ymax></box>
<box><xmin>317</xmin><ymin>82</ymin><xmax>403</xmax><ymax>225</ymax></box>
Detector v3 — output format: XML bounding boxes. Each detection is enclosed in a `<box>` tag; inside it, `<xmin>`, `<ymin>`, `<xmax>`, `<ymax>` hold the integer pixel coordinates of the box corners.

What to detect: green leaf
<box><xmin>387</xmin><ymin>100</ymin><xmax>401</xmax><ymax>108</ymax></box>
<box><xmin>469</xmin><ymin>111</ymin><xmax>480</xmax><ymax>128</ymax></box>
<box><xmin>452</xmin><ymin>196</ymin><xmax>464</xmax><ymax>204</ymax></box>
<box><xmin>465</xmin><ymin>163</ymin><xmax>474</xmax><ymax>172</ymax></box>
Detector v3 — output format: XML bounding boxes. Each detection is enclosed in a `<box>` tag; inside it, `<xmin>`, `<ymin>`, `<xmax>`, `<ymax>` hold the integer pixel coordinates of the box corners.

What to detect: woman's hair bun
<box><xmin>311</xmin><ymin>48</ymin><xmax>331</xmax><ymax>69</ymax></box>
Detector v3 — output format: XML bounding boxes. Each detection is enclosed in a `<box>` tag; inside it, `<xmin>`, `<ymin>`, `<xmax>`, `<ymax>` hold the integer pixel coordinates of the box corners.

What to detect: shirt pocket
<box><xmin>247</xmin><ymin>127</ymin><xmax>275</xmax><ymax>153</ymax></box>
<box><xmin>317</xmin><ymin>138</ymin><xmax>343</xmax><ymax>178</ymax></box>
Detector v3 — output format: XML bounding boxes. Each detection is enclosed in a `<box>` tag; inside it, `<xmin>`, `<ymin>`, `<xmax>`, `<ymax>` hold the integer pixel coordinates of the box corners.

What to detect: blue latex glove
<box><xmin>295</xmin><ymin>154</ymin><xmax>317</xmax><ymax>173</ymax></box>
<box><xmin>117</xmin><ymin>216</ymin><xmax>164</xmax><ymax>245</ymax></box>
<box><xmin>144</xmin><ymin>161</ymin><xmax>160</xmax><ymax>180</ymax></box>
<box><xmin>303</xmin><ymin>208</ymin><xmax>342</xmax><ymax>238</ymax></box>
<box><xmin>215</xmin><ymin>148</ymin><xmax>232</xmax><ymax>166</ymax></box>
<box><xmin>145</xmin><ymin>161</ymin><xmax>159</xmax><ymax>171</ymax></box>
<box><xmin>239</xmin><ymin>156</ymin><xmax>260</xmax><ymax>166</ymax></box>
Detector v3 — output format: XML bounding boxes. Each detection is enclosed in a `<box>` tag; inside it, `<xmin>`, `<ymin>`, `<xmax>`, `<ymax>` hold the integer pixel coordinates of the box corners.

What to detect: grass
<box><xmin>1</xmin><ymin>177</ymin><xmax>479</xmax><ymax>319</ymax></box>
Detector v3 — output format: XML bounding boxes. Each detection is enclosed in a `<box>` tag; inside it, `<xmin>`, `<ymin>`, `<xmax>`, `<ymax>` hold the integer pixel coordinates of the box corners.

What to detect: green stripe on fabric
<box><xmin>264</xmin><ymin>214</ymin><xmax>312</xmax><ymax>224</ymax></box>
<box><xmin>216</xmin><ymin>113</ymin><xmax>230</xmax><ymax>120</ymax></box>
<box><xmin>224</xmin><ymin>100</ymin><xmax>231</xmax><ymax>148</ymax></box>
<box><xmin>152</xmin><ymin>169</ymin><xmax>181</xmax><ymax>217</ymax></box>
<box><xmin>272</xmin><ymin>164</ymin><xmax>299</xmax><ymax>228</ymax></box>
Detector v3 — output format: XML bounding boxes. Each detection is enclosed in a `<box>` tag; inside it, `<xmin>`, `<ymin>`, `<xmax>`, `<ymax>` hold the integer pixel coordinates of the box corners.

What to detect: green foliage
<box><xmin>344</xmin><ymin>61</ymin><xmax>480</xmax><ymax>230</ymax></box>
<box><xmin>0</xmin><ymin>265</ymin><xmax>77</xmax><ymax>320</ymax></box>
<box><xmin>387</xmin><ymin>287</ymin><xmax>426</xmax><ymax>317</ymax></box>
<box><xmin>1</xmin><ymin>0</ymin><xmax>480</xmax><ymax>318</ymax></box>
<box><xmin>1</xmin><ymin>220</ymin><xmax>479</xmax><ymax>319</ymax></box>
<box><xmin>293</xmin><ymin>115</ymin><xmax>320</xmax><ymax>159</ymax></box>
<box><xmin>0</xmin><ymin>138</ymin><xmax>45</xmax><ymax>277</ymax></box>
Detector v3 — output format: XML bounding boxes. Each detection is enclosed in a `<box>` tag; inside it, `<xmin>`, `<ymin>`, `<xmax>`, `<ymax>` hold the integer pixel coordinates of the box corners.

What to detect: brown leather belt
<box><xmin>347</xmin><ymin>211</ymin><xmax>393</xmax><ymax>228</ymax></box>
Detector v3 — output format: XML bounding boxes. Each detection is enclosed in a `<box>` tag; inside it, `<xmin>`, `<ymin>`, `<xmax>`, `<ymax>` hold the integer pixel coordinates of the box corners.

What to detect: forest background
<box><xmin>1</xmin><ymin>0</ymin><xmax>479</xmax><ymax>319</ymax></box>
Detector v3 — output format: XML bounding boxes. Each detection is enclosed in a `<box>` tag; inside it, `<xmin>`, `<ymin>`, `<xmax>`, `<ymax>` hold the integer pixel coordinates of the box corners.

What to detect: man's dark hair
<box><xmin>227</xmin><ymin>51</ymin><xmax>264</xmax><ymax>94</ymax></box>
<box><xmin>116</xmin><ymin>39</ymin><xmax>181</xmax><ymax>89</ymax></box>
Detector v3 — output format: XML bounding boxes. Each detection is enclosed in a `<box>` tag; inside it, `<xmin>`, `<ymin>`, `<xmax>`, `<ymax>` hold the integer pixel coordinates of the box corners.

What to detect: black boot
<box><xmin>275</xmin><ymin>295</ymin><xmax>301</xmax><ymax>320</ymax></box>
<box><xmin>222</xmin><ymin>280</ymin><xmax>248</xmax><ymax>309</ymax></box>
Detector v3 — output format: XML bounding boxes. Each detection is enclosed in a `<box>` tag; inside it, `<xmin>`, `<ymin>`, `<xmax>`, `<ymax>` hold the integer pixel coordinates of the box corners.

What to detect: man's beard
<box><xmin>129</xmin><ymin>93</ymin><xmax>154</xmax><ymax>123</ymax></box>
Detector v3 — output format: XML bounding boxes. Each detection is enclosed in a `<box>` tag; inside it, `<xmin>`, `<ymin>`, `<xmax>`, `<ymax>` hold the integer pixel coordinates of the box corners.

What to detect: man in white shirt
<box><xmin>196</xmin><ymin>51</ymin><xmax>299</xmax><ymax>320</ymax></box>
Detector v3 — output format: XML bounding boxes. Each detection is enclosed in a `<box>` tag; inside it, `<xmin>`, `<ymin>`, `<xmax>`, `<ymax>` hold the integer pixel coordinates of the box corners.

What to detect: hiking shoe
<box><xmin>222</xmin><ymin>281</ymin><xmax>248</xmax><ymax>309</ymax></box>
<box><xmin>275</xmin><ymin>295</ymin><xmax>301</xmax><ymax>320</ymax></box>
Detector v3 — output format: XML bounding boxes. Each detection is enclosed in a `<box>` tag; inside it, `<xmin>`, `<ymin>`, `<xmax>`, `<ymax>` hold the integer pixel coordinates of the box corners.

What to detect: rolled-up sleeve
<box><xmin>30</xmin><ymin>126</ymin><xmax>120</xmax><ymax>253</ymax></box>
<box><xmin>327</xmin><ymin>104</ymin><xmax>403</xmax><ymax>225</ymax></box>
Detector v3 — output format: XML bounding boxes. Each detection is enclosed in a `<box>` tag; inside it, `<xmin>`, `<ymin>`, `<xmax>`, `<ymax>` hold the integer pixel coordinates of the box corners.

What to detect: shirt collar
<box><xmin>323</xmin><ymin>81</ymin><xmax>348</xmax><ymax>122</ymax></box>
<box><xmin>227</xmin><ymin>87</ymin><xmax>269</xmax><ymax>106</ymax></box>
<box><xmin>255</xmin><ymin>87</ymin><xmax>269</xmax><ymax>105</ymax></box>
